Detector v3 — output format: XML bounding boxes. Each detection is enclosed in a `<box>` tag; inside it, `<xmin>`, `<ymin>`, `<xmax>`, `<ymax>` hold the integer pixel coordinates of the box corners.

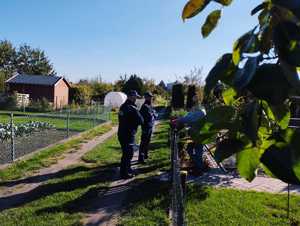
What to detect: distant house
<box><xmin>5</xmin><ymin>74</ymin><xmax>70</xmax><ymax>109</ymax></box>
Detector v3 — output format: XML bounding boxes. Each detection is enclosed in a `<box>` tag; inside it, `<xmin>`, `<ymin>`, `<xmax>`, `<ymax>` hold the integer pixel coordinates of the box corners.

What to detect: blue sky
<box><xmin>0</xmin><ymin>0</ymin><xmax>261</xmax><ymax>83</ymax></box>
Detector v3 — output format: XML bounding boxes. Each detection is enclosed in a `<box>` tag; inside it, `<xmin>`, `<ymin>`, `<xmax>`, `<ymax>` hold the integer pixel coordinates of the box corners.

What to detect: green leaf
<box><xmin>201</xmin><ymin>10</ymin><xmax>222</xmax><ymax>38</ymax></box>
<box><xmin>214</xmin><ymin>0</ymin><xmax>233</xmax><ymax>6</ymax></box>
<box><xmin>261</xmin><ymin>101</ymin><xmax>290</xmax><ymax>129</ymax></box>
<box><xmin>204</xmin><ymin>53</ymin><xmax>235</xmax><ymax>96</ymax></box>
<box><xmin>261</xmin><ymin>143</ymin><xmax>300</xmax><ymax>185</ymax></box>
<box><xmin>243</xmin><ymin>101</ymin><xmax>259</xmax><ymax>143</ymax></box>
<box><xmin>259</xmin><ymin>24</ymin><xmax>273</xmax><ymax>54</ymax></box>
<box><xmin>251</xmin><ymin>2</ymin><xmax>268</xmax><ymax>15</ymax></box>
<box><xmin>271</xmin><ymin>0</ymin><xmax>300</xmax><ymax>20</ymax></box>
<box><xmin>182</xmin><ymin>0</ymin><xmax>210</xmax><ymax>20</ymax></box>
<box><xmin>279</xmin><ymin>128</ymin><xmax>294</xmax><ymax>143</ymax></box>
<box><xmin>290</xmin><ymin>130</ymin><xmax>300</xmax><ymax>160</ymax></box>
<box><xmin>261</xmin><ymin>100</ymin><xmax>275</xmax><ymax>121</ymax></box>
<box><xmin>237</xmin><ymin>146</ymin><xmax>260</xmax><ymax>182</ymax></box>
<box><xmin>234</xmin><ymin>56</ymin><xmax>259</xmax><ymax>89</ymax></box>
<box><xmin>206</xmin><ymin>105</ymin><xmax>236</xmax><ymax>123</ymax></box>
<box><xmin>190</xmin><ymin>130</ymin><xmax>218</xmax><ymax>144</ymax></box>
<box><xmin>269</xmin><ymin>104</ymin><xmax>291</xmax><ymax>129</ymax></box>
<box><xmin>280</xmin><ymin>61</ymin><xmax>300</xmax><ymax>94</ymax></box>
<box><xmin>274</xmin><ymin>21</ymin><xmax>300</xmax><ymax>67</ymax></box>
<box><xmin>189</xmin><ymin>106</ymin><xmax>236</xmax><ymax>143</ymax></box>
<box><xmin>222</xmin><ymin>88</ymin><xmax>237</xmax><ymax>105</ymax></box>
<box><xmin>246</xmin><ymin>64</ymin><xmax>291</xmax><ymax>105</ymax></box>
<box><xmin>232</xmin><ymin>29</ymin><xmax>258</xmax><ymax>65</ymax></box>
<box><xmin>214</xmin><ymin>138</ymin><xmax>244</xmax><ymax>162</ymax></box>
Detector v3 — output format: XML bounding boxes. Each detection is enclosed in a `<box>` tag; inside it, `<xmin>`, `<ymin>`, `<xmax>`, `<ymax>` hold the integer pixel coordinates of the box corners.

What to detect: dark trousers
<box><xmin>119</xmin><ymin>138</ymin><xmax>134</xmax><ymax>176</ymax></box>
<box><xmin>139</xmin><ymin>128</ymin><xmax>152</xmax><ymax>161</ymax></box>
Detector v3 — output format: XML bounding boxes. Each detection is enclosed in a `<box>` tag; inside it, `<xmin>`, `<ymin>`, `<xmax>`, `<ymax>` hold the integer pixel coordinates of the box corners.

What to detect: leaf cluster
<box><xmin>182</xmin><ymin>0</ymin><xmax>300</xmax><ymax>184</ymax></box>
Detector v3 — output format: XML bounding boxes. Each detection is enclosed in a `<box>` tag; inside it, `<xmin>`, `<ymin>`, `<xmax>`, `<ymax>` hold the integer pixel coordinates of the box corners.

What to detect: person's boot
<box><xmin>128</xmin><ymin>168</ymin><xmax>137</xmax><ymax>175</ymax></box>
<box><xmin>120</xmin><ymin>173</ymin><xmax>134</xmax><ymax>179</ymax></box>
<box><xmin>138</xmin><ymin>153</ymin><xmax>146</xmax><ymax>164</ymax></box>
<box><xmin>138</xmin><ymin>157</ymin><xmax>146</xmax><ymax>164</ymax></box>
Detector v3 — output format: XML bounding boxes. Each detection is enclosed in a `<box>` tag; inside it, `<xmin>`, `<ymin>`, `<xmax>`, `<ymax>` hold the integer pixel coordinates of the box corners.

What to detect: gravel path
<box><xmin>192</xmin><ymin>170</ymin><xmax>300</xmax><ymax>195</ymax></box>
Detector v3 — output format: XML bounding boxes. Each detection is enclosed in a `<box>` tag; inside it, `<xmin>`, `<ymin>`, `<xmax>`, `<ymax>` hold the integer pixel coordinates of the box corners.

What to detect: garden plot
<box><xmin>0</xmin><ymin>121</ymin><xmax>76</xmax><ymax>164</ymax></box>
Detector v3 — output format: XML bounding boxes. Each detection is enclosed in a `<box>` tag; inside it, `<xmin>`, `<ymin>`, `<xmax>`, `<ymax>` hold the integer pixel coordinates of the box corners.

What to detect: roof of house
<box><xmin>6</xmin><ymin>74</ymin><xmax>70</xmax><ymax>87</ymax></box>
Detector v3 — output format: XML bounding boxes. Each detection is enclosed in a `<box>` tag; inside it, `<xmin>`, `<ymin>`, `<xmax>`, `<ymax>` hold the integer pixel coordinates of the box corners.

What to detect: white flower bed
<box><xmin>0</xmin><ymin>121</ymin><xmax>54</xmax><ymax>142</ymax></box>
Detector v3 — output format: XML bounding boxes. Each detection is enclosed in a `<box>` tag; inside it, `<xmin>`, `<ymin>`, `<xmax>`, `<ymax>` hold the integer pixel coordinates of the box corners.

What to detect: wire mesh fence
<box><xmin>0</xmin><ymin>105</ymin><xmax>111</xmax><ymax>164</ymax></box>
<box><xmin>170</xmin><ymin>128</ymin><xmax>186</xmax><ymax>226</ymax></box>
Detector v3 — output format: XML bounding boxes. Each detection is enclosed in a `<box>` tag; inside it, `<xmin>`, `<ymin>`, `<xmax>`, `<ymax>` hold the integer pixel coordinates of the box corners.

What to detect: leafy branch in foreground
<box><xmin>182</xmin><ymin>0</ymin><xmax>300</xmax><ymax>184</ymax></box>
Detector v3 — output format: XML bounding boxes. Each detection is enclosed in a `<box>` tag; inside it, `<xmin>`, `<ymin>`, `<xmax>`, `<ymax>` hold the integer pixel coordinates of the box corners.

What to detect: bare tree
<box><xmin>183</xmin><ymin>67</ymin><xmax>204</xmax><ymax>86</ymax></box>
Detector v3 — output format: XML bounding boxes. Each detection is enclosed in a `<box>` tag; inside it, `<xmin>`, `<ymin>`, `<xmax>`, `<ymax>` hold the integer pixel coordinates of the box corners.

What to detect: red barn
<box><xmin>5</xmin><ymin>74</ymin><xmax>70</xmax><ymax>109</ymax></box>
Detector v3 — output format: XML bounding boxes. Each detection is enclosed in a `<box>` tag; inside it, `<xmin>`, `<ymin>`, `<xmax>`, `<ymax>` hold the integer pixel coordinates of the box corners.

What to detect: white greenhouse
<box><xmin>104</xmin><ymin>91</ymin><xmax>127</xmax><ymax>108</ymax></box>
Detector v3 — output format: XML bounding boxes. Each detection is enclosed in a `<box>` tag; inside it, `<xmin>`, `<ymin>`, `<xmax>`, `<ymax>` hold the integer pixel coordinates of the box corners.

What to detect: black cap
<box><xmin>128</xmin><ymin>90</ymin><xmax>141</xmax><ymax>98</ymax></box>
<box><xmin>144</xmin><ymin>91</ymin><xmax>154</xmax><ymax>97</ymax></box>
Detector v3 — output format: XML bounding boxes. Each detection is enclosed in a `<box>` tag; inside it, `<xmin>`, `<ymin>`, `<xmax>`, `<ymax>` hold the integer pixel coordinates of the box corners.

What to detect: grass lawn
<box><xmin>186</xmin><ymin>184</ymin><xmax>300</xmax><ymax>226</ymax></box>
<box><xmin>0</xmin><ymin>120</ymin><xmax>170</xmax><ymax>226</ymax></box>
<box><xmin>118</xmin><ymin>121</ymin><xmax>171</xmax><ymax>225</ymax></box>
<box><xmin>119</xmin><ymin>182</ymin><xmax>300</xmax><ymax>226</ymax></box>
<box><xmin>113</xmin><ymin>122</ymin><xmax>300</xmax><ymax>226</ymax></box>
<box><xmin>119</xmin><ymin>179</ymin><xmax>300</xmax><ymax>226</ymax></box>
<box><xmin>0</xmin><ymin>123</ymin><xmax>112</xmax><ymax>181</ymax></box>
<box><xmin>0</xmin><ymin>125</ymin><xmax>120</xmax><ymax>226</ymax></box>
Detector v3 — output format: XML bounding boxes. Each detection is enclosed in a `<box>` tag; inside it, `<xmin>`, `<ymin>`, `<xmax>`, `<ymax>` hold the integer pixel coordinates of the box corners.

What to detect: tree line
<box><xmin>70</xmin><ymin>74</ymin><xmax>169</xmax><ymax>106</ymax></box>
<box><xmin>0</xmin><ymin>40</ymin><xmax>55</xmax><ymax>92</ymax></box>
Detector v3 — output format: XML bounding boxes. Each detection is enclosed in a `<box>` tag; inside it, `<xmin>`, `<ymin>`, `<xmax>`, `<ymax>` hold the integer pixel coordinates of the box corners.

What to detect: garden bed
<box><xmin>0</xmin><ymin>129</ymin><xmax>76</xmax><ymax>164</ymax></box>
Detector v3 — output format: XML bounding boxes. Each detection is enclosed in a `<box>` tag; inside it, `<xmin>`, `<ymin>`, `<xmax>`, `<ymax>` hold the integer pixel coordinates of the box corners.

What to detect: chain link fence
<box><xmin>0</xmin><ymin>105</ymin><xmax>111</xmax><ymax>164</ymax></box>
<box><xmin>170</xmin><ymin>128</ymin><xmax>186</xmax><ymax>226</ymax></box>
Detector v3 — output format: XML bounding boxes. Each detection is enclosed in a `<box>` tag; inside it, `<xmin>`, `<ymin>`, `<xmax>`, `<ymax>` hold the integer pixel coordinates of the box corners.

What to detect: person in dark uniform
<box><xmin>118</xmin><ymin>90</ymin><xmax>144</xmax><ymax>179</ymax></box>
<box><xmin>138</xmin><ymin>91</ymin><xmax>157</xmax><ymax>163</ymax></box>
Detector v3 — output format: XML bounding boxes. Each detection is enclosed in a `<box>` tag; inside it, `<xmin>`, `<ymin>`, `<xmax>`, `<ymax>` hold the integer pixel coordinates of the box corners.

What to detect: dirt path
<box><xmin>82</xmin><ymin>148</ymin><xmax>140</xmax><ymax>226</ymax></box>
<box><xmin>0</xmin><ymin>126</ymin><xmax>118</xmax><ymax>210</ymax></box>
<box><xmin>82</xmin><ymin>121</ymin><xmax>163</xmax><ymax>226</ymax></box>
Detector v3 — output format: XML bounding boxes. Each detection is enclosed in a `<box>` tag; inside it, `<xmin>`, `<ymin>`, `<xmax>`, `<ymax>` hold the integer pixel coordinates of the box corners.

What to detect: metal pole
<box><xmin>93</xmin><ymin>108</ymin><xmax>96</xmax><ymax>127</ymax></box>
<box><xmin>287</xmin><ymin>183</ymin><xmax>290</xmax><ymax>219</ymax></box>
<box><xmin>67</xmin><ymin>110</ymin><xmax>70</xmax><ymax>137</ymax></box>
<box><xmin>10</xmin><ymin>113</ymin><xmax>15</xmax><ymax>162</ymax></box>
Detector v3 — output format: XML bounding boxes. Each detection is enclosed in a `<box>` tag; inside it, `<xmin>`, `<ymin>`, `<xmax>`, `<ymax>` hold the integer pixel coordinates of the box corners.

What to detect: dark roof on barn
<box><xmin>6</xmin><ymin>74</ymin><xmax>70</xmax><ymax>87</ymax></box>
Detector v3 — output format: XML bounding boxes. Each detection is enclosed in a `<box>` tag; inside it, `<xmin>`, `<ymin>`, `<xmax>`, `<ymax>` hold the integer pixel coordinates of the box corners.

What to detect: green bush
<box><xmin>186</xmin><ymin>85</ymin><xmax>197</xmax><ymax>110</ymax></box>
<box><xmin>171</xmin><ymin>83</ymin><xmax>185</xmax><ymax>109</ymax></box>
<box><xmin>122</xmin><ymin>74</ymin><xmax>145</xmax><ymax>95</ymax></box>
<box><xmin>0</xmin><ymin>93</ymin><xmax>18</xmax><ymax>110</ymax></box>
<box><xmin>27</xmin><ymin>98</ymin><xmax>51</xmax><ymax>112</ymax></box>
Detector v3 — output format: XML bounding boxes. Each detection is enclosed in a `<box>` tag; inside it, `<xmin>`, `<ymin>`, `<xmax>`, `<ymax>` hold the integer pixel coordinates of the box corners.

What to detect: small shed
<box><xmin>5</xmin><ymin>74</ymin><xmax>70</xmax><ymax>109</ymax></box>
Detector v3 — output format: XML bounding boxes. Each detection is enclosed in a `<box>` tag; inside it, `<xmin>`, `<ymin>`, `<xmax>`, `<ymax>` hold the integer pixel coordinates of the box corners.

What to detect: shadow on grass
<box><xmin>186</xmin><ymin>184</ymin><xmax>209</xmax><ymax>202</ymax></box>
<box><xmin>0</xmin><ymin>164</ymin><xmax>119</xmax><ymax>211</ymax></box>
<box><xmin>149</xmin><ymin>141</ymin><xmax>168</xmax><ymax>151</ymax></box>
<box><xmin>0</xmin><ymin>165</ymin><xmax>92</xmax><ymax>187</ymax></box>
<box><xmin>124</xmin><ymin>177</ymin><xmax>170</xmax><ymax>206</ymax></box>
<box><xmin>136</xmin><ymin>161</ymin><xmax>169</xmax><ymax>175</ymax></box>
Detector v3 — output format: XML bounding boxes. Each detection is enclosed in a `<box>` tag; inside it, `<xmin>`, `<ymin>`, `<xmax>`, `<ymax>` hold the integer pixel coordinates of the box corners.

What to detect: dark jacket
<box><xmin>140</xmin><ymin>101</ymin><xmax>157</xmax><ymax>129</ymax></box>
<box><xmin>118</xmin><ymin>99</ymin><xmax>144</xmax><ymax>143</ymax></box>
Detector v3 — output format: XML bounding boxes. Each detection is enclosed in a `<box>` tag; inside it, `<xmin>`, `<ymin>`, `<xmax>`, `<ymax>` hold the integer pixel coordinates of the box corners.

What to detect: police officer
<box><xmin>118</xmin><ymin>90</ymin><xmax>144</xmax><ymax>179</ymax></box>
<box><xmin>138</xmin><ymin>91</ymin><xmax>157</xmax><ymax>163</ymax></box>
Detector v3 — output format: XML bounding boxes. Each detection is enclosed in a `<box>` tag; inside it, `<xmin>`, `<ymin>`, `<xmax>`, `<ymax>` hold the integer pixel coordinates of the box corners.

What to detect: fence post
<box><xmin>67</xmin><ymin>110</ymin><xmax>70</xmax><ymax>137</ymax></box>
<box><xmin>10</xmin><ymin>113</ymin><xmax>15</xmax><ymax>162</ymax></box>
<box><xmin>93</xmin><ymin>108</ymin><xmax>96</xmax><ymax>127</ymax></box>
